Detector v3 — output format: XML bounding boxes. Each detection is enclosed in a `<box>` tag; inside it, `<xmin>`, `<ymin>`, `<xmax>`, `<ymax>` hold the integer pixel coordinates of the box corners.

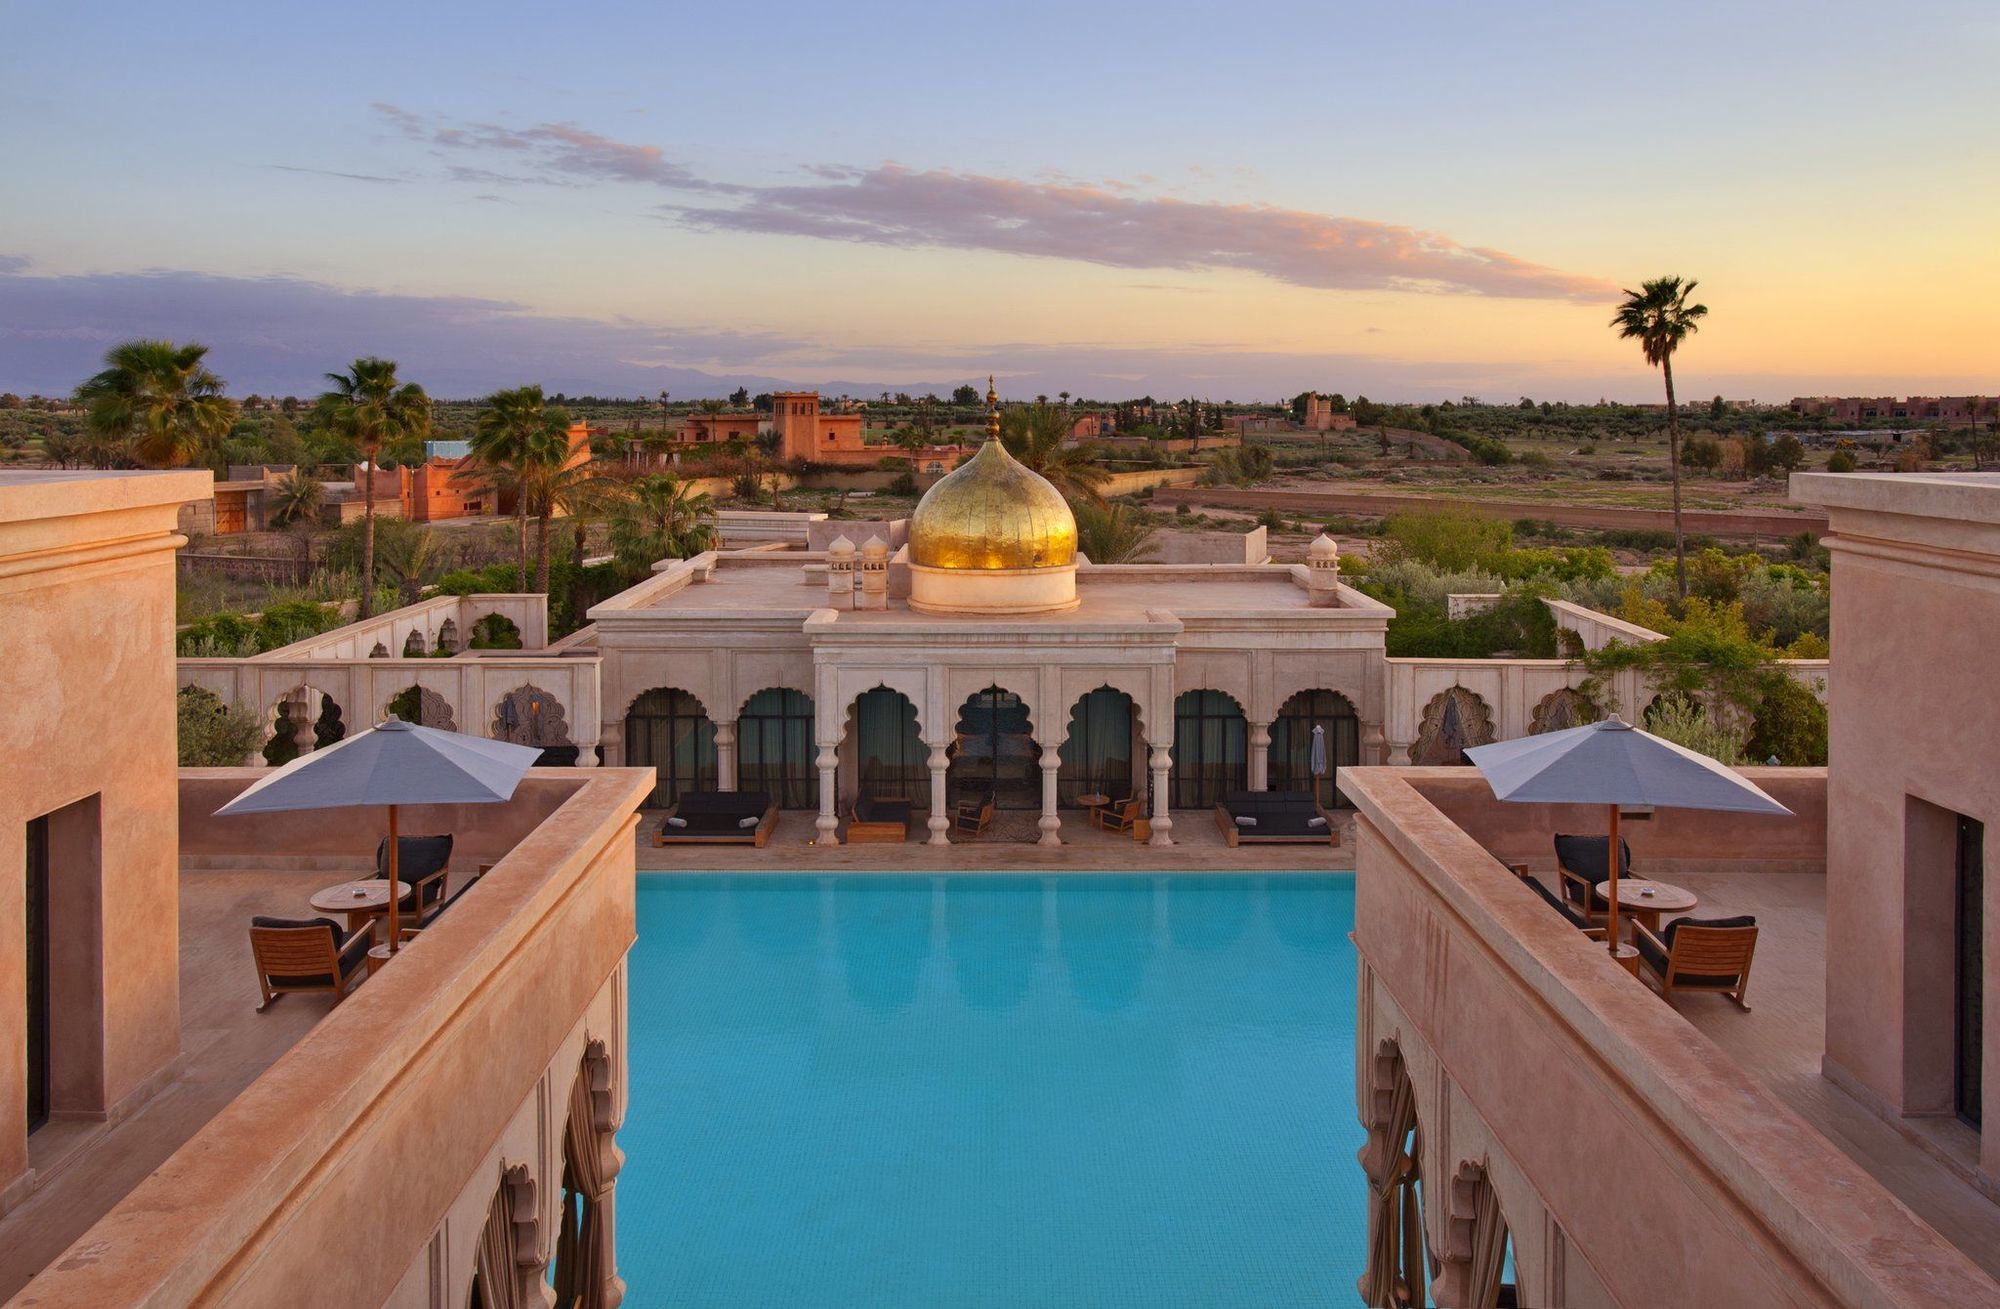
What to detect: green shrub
<box><xmin>1826</xmin><ymin>449</ymin><xmax>1857</xmax><ymax>473</ymax></box>
<box><xmin>177</xmin><ymin>686</ymin><xmax>264</xmax><ymax>766</ymax></box>
<box><xmin>253</xmin><ymin>599</ymin><xmax>340</xmax><ymax>650</ymax></box>
<box><xmin>1746</xmin><ymin>676</ymin><xmax>1828</xmax><ymax>765</ymax></box>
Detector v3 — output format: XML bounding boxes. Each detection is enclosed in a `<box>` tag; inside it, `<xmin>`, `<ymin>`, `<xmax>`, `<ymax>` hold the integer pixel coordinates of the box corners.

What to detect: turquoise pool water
<box><xmin>620</xmin><ymin>873</ymin><xmax>1363</xmax><ymax>1305</ymax></box>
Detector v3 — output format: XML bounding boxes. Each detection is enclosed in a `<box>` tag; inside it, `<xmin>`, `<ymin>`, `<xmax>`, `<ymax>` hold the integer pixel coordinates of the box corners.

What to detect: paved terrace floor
<box><xmin>637</xmin><ymin>805</ymin><xmax>1359</xmax><ymax>872</ymax></box>
<box><xmin>1531</xmin><ymin>869</ymin><xmax>2000</xmax><ymax>1283</ymax></box>
<box><xmin>0</xmin><ymin>866</ymin><xmax>434</xmax><ymax>1300</ymax></box>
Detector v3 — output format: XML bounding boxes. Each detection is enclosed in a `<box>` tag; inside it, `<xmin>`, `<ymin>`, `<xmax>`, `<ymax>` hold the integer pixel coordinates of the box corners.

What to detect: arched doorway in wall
<box><xmin>853</xmin><ymin>687</ymin><xmax>925</xmax><ymax>805</ymax></box>
<box><xmin>1172</xmin><ymin>690</ymin><xmax>1247</xmax><ymax>809</ymax></box>
<box><xmin>1270</xmin><ymin>689</ymin><xmax>1361</xmax><ymax>807</ymax></box>
<box><xmin>467</xmin><ymin>1163</ymin><xmax>543</xmax><ymax>1309</ymax></box>
<box><xmin>623</xmin><ymin>688</ymin><xmax>716</xmax><ymax>809</ymax></box>
<box><xmin>385</xmin><ymin>685</ymin><xmax>457</xmax><ymax>730</ymax></box>
<box><xmin>1058</xmin><ymin>687</ymin><xmax>1138</xmax><ymax>806</ymax></box>
<box><xmin>948</xmin><ymin>686</ymin><xmax>1039</xmax><ymax>810</ymax></box>
<box><xmin>1434</xmin><ymin>1161</ymin><xmax>1522</xmax><ymax>1309</ymax></box>
<box><xmin>1411</xmin><ymin>687</ymin><xmax>1493</xmax><ymax>766</ymax></box>
<box><xmin>737</xmin><ymin>688</ymin><xmax>815</xmax><ymax>808</ymax></box>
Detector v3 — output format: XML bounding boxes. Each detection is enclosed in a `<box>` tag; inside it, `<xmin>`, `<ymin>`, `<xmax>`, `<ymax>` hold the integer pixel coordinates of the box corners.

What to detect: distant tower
<box><xmin>773</xmin><ymin>391</ymin><xmax>822</xmax><ymax>462</ymax></box>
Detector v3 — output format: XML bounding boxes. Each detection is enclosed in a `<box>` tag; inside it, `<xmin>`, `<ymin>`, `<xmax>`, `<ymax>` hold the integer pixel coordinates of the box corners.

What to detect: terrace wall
<box><xmin>1344</xmin><ymin>765</ymin><xmax>1994</xmax><ymax>1308</ymax></box>
<box><xmin>18</xmin><ymin>768</ymin><xmax>651</xmax><ymax>1307</ymax></box>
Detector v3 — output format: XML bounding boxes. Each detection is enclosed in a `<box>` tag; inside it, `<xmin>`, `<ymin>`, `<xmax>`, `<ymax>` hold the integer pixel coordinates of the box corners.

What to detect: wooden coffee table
<box><xmin>1594</xmin><ymin>879</ymin><xmax>1698</xmax><ymax>935</ymax></box>
<box><xmin>309</xmin><ymin>879</ymin><xmax>412</xmax><ymax>934</ymax></box>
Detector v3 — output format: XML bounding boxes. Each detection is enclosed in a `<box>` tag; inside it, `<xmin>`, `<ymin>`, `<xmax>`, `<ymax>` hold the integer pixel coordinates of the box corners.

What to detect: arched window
<box><xmin>624</xmin><ymin>689</ymin><xmax>716</xmax><ymax>808</ymax></box>
<box><xmin>855</xmin><ymin>688</ymin><xmax>925</xmax><ymax>804</ymax></box>
<box><xmin>1412</xmin><ymin>687</ymin><xmax>1493</xmax><ymax>766</ymax></box>
<box><xmin>949</xmin><ymin>687</ymin><xmax>1038</xmax><ymax>809</ymax></box>
<box><xmin>1172</xmin><ymin>690</ymin><xmax>1247</xmax><ymax>808</ymax></box>
<box><xmin>738</xmin><ymin>689</ymin><xmax>815</xmax><ymax>808</ymax></box>
<box><xmin>1269</xmin><ymin>690</ymin><xmax>1360</xmax><ymax>807</ymax></box>
<box><xmin>1059</xmin><ymin>687</ymin><xmax>1137</xmax><ymax>806</ymax></box>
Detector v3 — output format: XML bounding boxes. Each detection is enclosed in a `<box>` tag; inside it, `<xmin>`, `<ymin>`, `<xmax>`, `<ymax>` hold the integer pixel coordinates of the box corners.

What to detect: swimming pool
<box><xmin>619</xmin><ymin>873</ymin><xmax>1363</xmax><ymax>1305</ymax></box>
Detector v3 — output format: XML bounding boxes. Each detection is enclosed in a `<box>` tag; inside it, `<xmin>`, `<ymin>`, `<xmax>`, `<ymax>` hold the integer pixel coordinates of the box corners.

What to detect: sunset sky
<box><xmin>3</xmin><ymin>0</ymin><xmax>1995</xmax><ymax>400</ymax></box>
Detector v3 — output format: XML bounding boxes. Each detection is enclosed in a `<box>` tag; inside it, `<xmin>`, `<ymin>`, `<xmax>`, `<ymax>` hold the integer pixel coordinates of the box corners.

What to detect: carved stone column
<box><xmin>1248</xmin><ymin>720</ymin><xmax>1272</xmax><ymax>791</ymax></box>
<box><xmin>926</xmin><ymin>743</ymin><xmax>951</xmax><ymax>845</ymax></box>
<box><xmin>1389</xmin><ymin>739</ymin><xmax>1413</xmax><ymax>766</ymax></box>
<box><xmin>1038</xmin><ymin>753</ymin><xmax>1062</xmax><ymax>846</ymax></box>
<box><xmin>713</xmin><ymin>719</ymin><xmax>738</xmax><ymax>791</ymax></box>
<box><xmin>598</xmin><ymin>720</ymin><xmax>624</xmax><ymax>769</ymax></box>
<box><xmin>815</xmin><ymin>744</ymin><xmax>840</xmax><ymax>845</ymax></box>
<box><xmin>1361</xmin><ymin>721</ymin><xmax>1387</xmax><ymax>767</ymax></box>
<box><xmin>1147</xmin><ymin>742</ymin><xmax>1174</xmax><ymax>846</ymax></box>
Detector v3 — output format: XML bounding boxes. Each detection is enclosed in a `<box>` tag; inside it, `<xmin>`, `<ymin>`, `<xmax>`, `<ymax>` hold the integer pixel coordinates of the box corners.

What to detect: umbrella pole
<box><xmin>1606</xmin><ymin>803</ymin><xmax>1620</xmax><ymax>958</ymax></box>
<box><xmin>386</xmin><ymin>803</ymin><xmax>400</xmax><ymax>955</ymax></box>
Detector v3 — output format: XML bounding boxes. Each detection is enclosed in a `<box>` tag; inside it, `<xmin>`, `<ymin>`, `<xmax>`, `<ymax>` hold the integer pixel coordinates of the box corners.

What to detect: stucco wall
<box><xmin>0</xmin><ymin>470</ymin><xmax>210</xmax><ymax>1194</ymax></box>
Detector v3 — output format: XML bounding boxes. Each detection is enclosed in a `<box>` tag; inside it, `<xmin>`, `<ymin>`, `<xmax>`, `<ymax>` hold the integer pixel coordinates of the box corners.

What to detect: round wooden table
<box><xmin>1076</xmin><ymin>792</ymin><xmax>1110</xmax><ymax>814</ymax></box>
<box><xmin>1594</xmin><ymin>879</ymin><xmax>1698</xmax><ymax>935</ymax></box>
<box><xmin>309</xmin><ymin>879</ymin><xmax>412</xmax><ymax>934</ymax></box>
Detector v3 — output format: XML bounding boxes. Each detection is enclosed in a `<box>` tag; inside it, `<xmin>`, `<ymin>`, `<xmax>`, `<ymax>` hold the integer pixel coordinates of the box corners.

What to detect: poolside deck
<box><xmin>1530</xmin><ymin>867</ymin><xmax>2000</xmax><ymax>1283</ymax></box>
<box><xmin>637</xmin><ymin>805</ymin><xmax>1360</xmax><ymax>871</ymax></box>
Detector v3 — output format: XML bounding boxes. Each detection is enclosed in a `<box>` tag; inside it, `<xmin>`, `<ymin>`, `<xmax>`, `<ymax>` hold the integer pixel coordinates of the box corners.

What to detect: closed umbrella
<box><xmin>1465</xmin><ymin>716</ymin><xmax>1790</xmax><ymax>959</ymax></box>
<box><xmin>1309</xmin><ymin>724</ymin><xmax>1329</xmax><ymax>804</ymax></box>
<box><xmin>216</xmin><ymin>719</ymin><xmax>543</xmax><ymax>953</ymax></box>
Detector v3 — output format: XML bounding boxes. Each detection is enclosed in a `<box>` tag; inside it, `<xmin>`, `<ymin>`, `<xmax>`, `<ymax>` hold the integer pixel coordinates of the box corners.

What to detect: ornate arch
<box><xmin>1412</xmin><ymin>687</ymin><xmax>1494</xmax><ymax>766</ymax></box>
<box><xmin>550</xmin><ymin>1039</ymin><xmax>625</xmax><ymax>1309</ymax></box>
<box><xmin>1530</xmin><ymin>686</ymin><xmax>1598</xmax><ymax>735</ymax></box>
<box><xmin>1431</xmin><ymin>1160</ymin><xmax>1518</xmax><ymax>1309</ymax></box>
<box><xmin>383</xmin><ymin>685</ymin><xmax>456</xmax><ymax>731</ymax></box>
<box><xmin>469</xmin><ymin>1161</ymin><xmax>547</xmax><ymax>1309</ymax></box>
<box><xmin>1358</xmin><ymin>1040</ymin><xmax>1429</xmax><ymax>1308</ymax></box>
<box><xmin>493</xmin><ymin>685</ymin><xmax>572</xmax><ymax>748</ymax></box>
<box><xmin>732</xmin><ymin>682</ymin><xmax>814</xmax><ymax>722</ymax></box>
<box><xmin>623</xmin><ymin>684</ymin><xmax>712</xmax><ymax>721</ymax></box>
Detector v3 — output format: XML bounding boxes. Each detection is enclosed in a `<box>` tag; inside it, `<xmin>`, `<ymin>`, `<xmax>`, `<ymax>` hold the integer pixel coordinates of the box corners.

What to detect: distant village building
<box><xmin>1790</xmin><ymin>395</ymin><xmax>1997</xmax><ymax>426</ymax></box>
<box><xmin>1302</xmin><ymin>394</ymin><xmax>1357</xmax><ymax>432</ymax></box>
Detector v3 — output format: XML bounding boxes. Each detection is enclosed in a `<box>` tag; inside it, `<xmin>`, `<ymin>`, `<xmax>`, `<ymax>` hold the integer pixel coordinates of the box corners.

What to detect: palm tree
<box><xmin>317</xmin><ymin>358</ymin><xmax>430</xmax><ymax>617</ymax></box>
<box><xmin>999</xmin><ymin>401</ymin><xmax>1109</xmax><ymax>506</ymax></box>
<box><xmin>1612</xmin><ymin>277</ymin><xmax>1709</xmax><ymax>599</ymax></box>
<box><xmin>609</xmin><ymin>473</ymin><xmax>717</xmax><ymax>572</ymax></box>
<box><xmin>1074</xmin><ymin>501</ymin><xmax>1158</xmax><ymax>563</ymax></box>
<box><xmin>268</xmin><ymin>469</ymin><xmax>324</xmax><ymax>579</ymax></box>
<box><xmin>74</xmin><ymin>339</ymin><xmax>236</xmax><ymax>473</ymax></box>
<box><xmin>523</xmin><ymin>452</ymin><xmax>618</xmax><ymax>595</ymax></box>
<box><xmin>469</xmin><ymin>385</ymin><xmax>572</xmax><ymax>590</ymax></box>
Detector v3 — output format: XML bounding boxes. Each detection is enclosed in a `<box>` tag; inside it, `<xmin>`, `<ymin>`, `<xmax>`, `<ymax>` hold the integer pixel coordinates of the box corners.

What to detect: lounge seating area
<box><xmin>248</xmin><ymin>916</ymin><xmax>375</xmax><ymax>1010</ymax></box>
<box><xmin>652</xmin><ymin>790</ymin><xmax>779</xmax><ymax>847</ymax></box>
<box><xmin>954</xmin><ymin>790</ymin><xmax>996</xmax><ymax>838</ymax></box>
<box><xmin>847</xmin><ymin>794</ymin><xmax>914</xmax><ymax>843</ymax></box>
<box><xmin>1212</xmin><ymin>790</ymin><xmax>1339</xmax><ymax>846</ymax></box>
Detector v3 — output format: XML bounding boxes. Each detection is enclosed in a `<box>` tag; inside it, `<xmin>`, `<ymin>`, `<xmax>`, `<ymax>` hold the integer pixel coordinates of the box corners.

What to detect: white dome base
<box><xmin>906</xmin><ymin>562</ymin><xmax>1078</xmax><ymax>615</ymax></box>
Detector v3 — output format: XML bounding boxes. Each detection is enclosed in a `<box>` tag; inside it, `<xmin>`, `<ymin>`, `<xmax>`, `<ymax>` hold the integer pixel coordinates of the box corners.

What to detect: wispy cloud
<box><xmin>667</xmin><ymin>166</ymin><xmax>1615</xmax><ymax>302</ymax></box>
<box><xmin>373</xmin><ymin>102</ymin><xmax>720</xmax><ymax>190</ymax></box>
<box><xmin>361</xmin><ymin>107</ymin><xmax>1612</xmax><ymax>303</ymax></box>
<box><xmin>263</xmin><ymin>163</ymin><xmax>407</xmax><ymax>185</ymax></box>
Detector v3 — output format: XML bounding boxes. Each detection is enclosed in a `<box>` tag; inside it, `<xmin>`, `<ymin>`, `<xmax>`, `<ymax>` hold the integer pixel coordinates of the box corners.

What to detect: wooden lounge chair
<box><xmin>953</xmin><ymin>790</ymin><xmax>995</xmax><ymax>838</ymax></box>
<box><xmin>653</xmin><ymin>791</ymin><xmax>779</xmax><ymax>847</ymax></box>
<box><xmin>378</xmin><ymin>834</ymin><xmax>453</xmax><ymax>921</ymax></box>
<box><xmin>1518</xmin><ymin>873</ymin><xmax>1607</xmax><ymax>941</ymax></box>
<box><xmin>249</xmin><ymin>915</ymin><xmax>375</xmax><ymax>1011</ymax></box>
<box><xmin>1553</xmin><ymin>834</ymin><xmax>1634</xmax><ymax>924</ymax></box>
<box><xmin>399</xmin><ymin>866</ymin><xmax>488</xmax><ymax>939</ymax></box>
<box><xmin>1213</xmin><ymin>790</ymin><xmax>1338</xmax><ymax>847</ymax></box>
<box><xmin>1634</xmin><ymin>915</ymin><xmax>1759</xmax><ymax>1008</ymax></box>
<box><xmin>847</xmin><ymin>795</ymin><xmax>912</xmax><ymax>843</ymax></box>
<box><xmin>1091</xmin><ymin>798</ymin><xmax>1141</xmax><ymax>834</ymax></box>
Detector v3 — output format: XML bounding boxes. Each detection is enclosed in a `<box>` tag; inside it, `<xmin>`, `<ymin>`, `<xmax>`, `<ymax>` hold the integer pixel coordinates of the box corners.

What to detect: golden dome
<box><xmin>909</xmin><ymin>437</ymin><xmax>1077</xmax><ymax>570</ymax></box>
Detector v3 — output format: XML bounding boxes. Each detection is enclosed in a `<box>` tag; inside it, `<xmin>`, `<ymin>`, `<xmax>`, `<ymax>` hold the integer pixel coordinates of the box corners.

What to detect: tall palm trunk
<box><xmin>534</xmin><ymin>507</ymin><xmax>553</xmax><ymax>594</ymax></box>
<box><xmin>1662</xmin><ymin>356</ymin><xmax>1687</xmax><ymax>599</ymax></box>
<box><xmin>360</xmin><ymin>440</ymin><xmax>378</xmax><ymax>619</ymax></box>
<box><xmin>515</xmin><ymin>493</ymin><xmax>530</xmax><ymax>592</ymax></box>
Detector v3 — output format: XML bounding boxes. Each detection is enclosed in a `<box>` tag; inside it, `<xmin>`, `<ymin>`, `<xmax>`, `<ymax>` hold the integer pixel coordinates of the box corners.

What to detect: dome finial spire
<box><xmin>986</xmin><ymin>374</ymin><xmax>1000</xmax><ymax>443</ymax></box>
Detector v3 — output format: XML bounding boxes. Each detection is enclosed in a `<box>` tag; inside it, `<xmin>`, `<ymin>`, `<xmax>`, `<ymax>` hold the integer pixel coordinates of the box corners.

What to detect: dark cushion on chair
<box><xmin>1554</xmin><ymin>835</ymin><xmax>1634</xmax><ymax>906</ymax></box>
<box><xmin>1525</xmin><ymin>877</ymin><xmax>1593</xmax><ymax>931</ymax></box>
<box><xmin>662</xmin><ymin>792</ymin><xmax>772</xmax><ymax>835</ymax></box>
<box><xmin>1663</xmin><ymin>914</ymin><xmax>1757</xmax><ymax>944</ymax></box>
<box><xmin>377</xmin><ymin>834</ymin><xmax>453</xmax><ymax>879</ymax></box>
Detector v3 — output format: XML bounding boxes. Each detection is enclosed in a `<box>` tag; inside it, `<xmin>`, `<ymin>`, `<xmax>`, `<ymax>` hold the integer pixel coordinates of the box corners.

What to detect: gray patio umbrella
<box><xmin>216</xmin><ymin>719</ymin><xmax>544</xmax><ymax>952</ymax></box>
<box><xmin>1309</xmin><ymin>724</ymin><xmax>1329</xmax><ymax>802</ymax></box>
<box><xmin>1464</xmin><ymin>715</ymin><xmax>1790</xmax><ymax>957</ymax></box>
